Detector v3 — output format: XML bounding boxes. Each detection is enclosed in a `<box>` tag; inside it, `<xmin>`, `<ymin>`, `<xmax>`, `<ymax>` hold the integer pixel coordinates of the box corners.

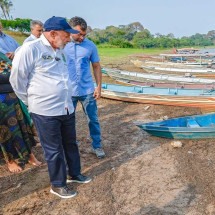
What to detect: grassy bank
<box><xmin>98</xmin><ymin>47</ymin><xmax>168</xmax><ymax>66</ymax></box>
<box><xmin>98</xmin><ymin>47</ymin><xmax>168</xmax><ymax>58</ymax></box>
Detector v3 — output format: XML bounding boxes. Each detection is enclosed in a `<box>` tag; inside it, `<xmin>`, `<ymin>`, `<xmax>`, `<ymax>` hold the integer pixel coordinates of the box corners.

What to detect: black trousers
<box><xmin>31</xmin><ymin>112</ymin><xmax>81</xmax><ymax>187</ymax></box>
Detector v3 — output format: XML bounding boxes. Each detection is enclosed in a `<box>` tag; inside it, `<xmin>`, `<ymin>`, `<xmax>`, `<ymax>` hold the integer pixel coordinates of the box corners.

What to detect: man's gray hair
<box><xmin>30</xmin><ymin>20</ymin><xmax>43</xmax><ymax>29</ymax></box>
<box><xmin>69</xmin><ymin>16</ymin><xmax>87</xmax><ymax>31</ymax></box>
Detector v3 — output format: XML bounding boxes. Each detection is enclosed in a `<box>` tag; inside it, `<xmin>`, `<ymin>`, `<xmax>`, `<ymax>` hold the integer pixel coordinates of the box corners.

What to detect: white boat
<box><xmin>131</xmin><ymin>59</ymin><xmax>206</xmax><ymax>69</ymax></box>
<box><xmin>103</xmin><ymin>68</ymin><xmax>215</xmax><ymax>84</ymax></box>
<box><xmin>160</xmin><ymin>53</ymin><xmax>215</xmax><ymax>64</ymax></box>
<box><xmin>143</xmin><ymin>61</ymin><xmax>206</xmax><ymax>68</ymax></box>
<box><xmin>141</xmin><ymin>65</ymin><xmax>215</xmax><ymax>74</ymax></box>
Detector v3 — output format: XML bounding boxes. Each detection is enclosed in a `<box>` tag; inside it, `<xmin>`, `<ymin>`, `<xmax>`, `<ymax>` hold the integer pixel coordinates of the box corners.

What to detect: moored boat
<box><xmin>113</xmin><ymin>78</ymin><xmax>215</xmax><ymax>90</ymax></box>
<box><xmin>103</xmin><ymin>68</ymin><xmax>215</xmax><ymax>84</ymax></box>
<box><xmin>131</xmin><ymin>59</ymin><xmax>209</xmax><ymax>68</ymax></box>
<box><xmin>101</xmin><ymin>82</ymin><xmax>215</xmax><ymax>108</ymax></box>
<box><xmin>141</xmin><ymin>64</ymin><xmax>215</xmax><ymax>74</ymax></box>
<box><xmin>136</xmin><ymin>113</ymin><xmax>215</xmax><ymax>139</ymax></box>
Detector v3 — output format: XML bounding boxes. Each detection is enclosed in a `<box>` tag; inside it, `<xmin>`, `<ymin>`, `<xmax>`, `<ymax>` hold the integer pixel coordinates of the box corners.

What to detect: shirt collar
<box><xmin>30</xmin><ymin>34</ymin><xmax>37</xmax><ymax>40</ymax></box>
<box><xmin>40</xmin><ymin>34</ymin><xmax>52</xmax><ymax>47</ymax></box>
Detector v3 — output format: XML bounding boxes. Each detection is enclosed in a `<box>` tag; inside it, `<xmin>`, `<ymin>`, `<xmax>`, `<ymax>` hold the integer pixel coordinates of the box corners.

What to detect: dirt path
<box><xmin>1</xmin><ymin>62</ymin><xmax>215</xmax><ymax>215</ymax></box>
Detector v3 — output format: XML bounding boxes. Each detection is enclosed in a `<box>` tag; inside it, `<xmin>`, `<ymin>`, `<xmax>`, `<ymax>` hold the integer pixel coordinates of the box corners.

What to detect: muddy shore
<box><xmin>1</xmin><ymin>60</ymin><xmax>215</xmax><ymax>215</ymax></box>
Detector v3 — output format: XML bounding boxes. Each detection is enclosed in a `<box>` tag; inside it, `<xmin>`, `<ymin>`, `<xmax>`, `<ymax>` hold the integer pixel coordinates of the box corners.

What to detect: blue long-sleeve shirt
<box><xmin>0</xmin><ymin>33</ymin><xmax>19</xmax><ymax>54</ymax></box>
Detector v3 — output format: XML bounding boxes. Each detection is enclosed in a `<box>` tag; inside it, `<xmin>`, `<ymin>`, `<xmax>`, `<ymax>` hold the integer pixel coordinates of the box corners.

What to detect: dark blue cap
<box><xmin>44</xmin><ymin>16</ymin><xmax>79</xmax><ymax>34</ymax></box>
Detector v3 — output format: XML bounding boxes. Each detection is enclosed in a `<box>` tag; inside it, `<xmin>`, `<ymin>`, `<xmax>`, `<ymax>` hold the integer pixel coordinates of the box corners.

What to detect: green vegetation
<box><xmin>1</xmin><ymin>18</ymin><xmax>31</xmax><ymax>32</ymax></box>
<box><xmin>2</xmin><ymin>16</ymin><xmax>215</xmax><ymax>50</ymax></box>
<box><xmin>98</xmin><ymin>47</ymin><xmax>168</xmax><ymax>66</ymax></box>
<box><xmin>88</xmin><ymin>22</ymin><xmax>215</xmax><ymax>49</ymax></box>
<box><xmin>3</xmin><ymin>18</ymin><xmax>215</xmax><ymax>64</ymax></box>
<box><xmin>98</xmin><ymin>47</ymin><xmax>167</xmax><ymax>58</ymax></box>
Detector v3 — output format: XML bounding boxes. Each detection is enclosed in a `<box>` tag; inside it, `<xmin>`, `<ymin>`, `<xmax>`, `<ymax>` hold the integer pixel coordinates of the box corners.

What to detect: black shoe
<box><xmin>67</xmin><ymin>174</ymin><xmax>92</xmax><ymax>184</ymax></box>
<box><xmin>50</xmin><ymin>185</ymin><xmax>77</xmax><ymax>199</ymax></box>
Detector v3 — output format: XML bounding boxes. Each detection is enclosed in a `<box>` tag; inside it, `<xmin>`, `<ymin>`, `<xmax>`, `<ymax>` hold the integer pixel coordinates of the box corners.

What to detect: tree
<box><xmin>0</xmin><ymin>0</ymin><xmax>7</xmax><ymax>19</ymax></box>
<box><xmin>4</xmin><ymin>0</ymin><xmax>13</xmax><ymax>19</ymax></box>
<box><xmin>128</xmin><ymin>22</ymin><xmax>144</xmax><ymax>32</ymax></box>
<box><xmin>166</xmin><ymin>33</ymin><xmax>175</xmax><ymax>39</ymax></box>
<box><xmin>0</xmin><ymin>0</ymin><xmax>12</xmax><ymax>20</ymax></box>
<box><xmin>154</xmin><ymin>33</ymin><xmax>163</xmax><ymax>38</ymax></box>
<box><xmin>206</xmin><ymin>30</ymin><xmax>215</xmax><ymax>39</ymax></box>
<box><xmin>87</xmin><ymin>26</ymin><xmax>93</xmax><ymax>34</ymax></box>
<box><xmin>1</xmin><ymin>18</ymin><xmax>31</xmax><ymax>32</ymax></box>
<box><xmin>132</xmin><ymin>29</ymin><xmax>152</xmax><ymax>45</ymax></box>
<box><xmin>86</xmin><ymin>20</ymin><xmax>215</xmax><ymax>49</ymax></box>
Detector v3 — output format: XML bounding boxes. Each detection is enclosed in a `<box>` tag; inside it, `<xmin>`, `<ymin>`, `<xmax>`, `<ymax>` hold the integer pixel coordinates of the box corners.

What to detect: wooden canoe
<box><xmin>101</xmin><ymin>82</ymin><xmax>215</xmax><ymax>108</ymax></box>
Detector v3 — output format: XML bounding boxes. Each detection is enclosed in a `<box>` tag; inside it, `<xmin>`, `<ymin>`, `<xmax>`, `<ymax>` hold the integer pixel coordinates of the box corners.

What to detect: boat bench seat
<box><xmin>187</xmin><ymin>118</ymin><xmax>200</xmax><ymax>128</ymax></box>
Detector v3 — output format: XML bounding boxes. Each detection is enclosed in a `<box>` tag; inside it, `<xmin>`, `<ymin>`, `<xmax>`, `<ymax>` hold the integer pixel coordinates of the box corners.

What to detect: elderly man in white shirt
<box><xmin>10</xmin><ymin>16</ymin><xmax>91</xmax><ymax>199</ymax></box>
<box><xmin>0</xmin><ymin>21</ymin><xmax>19</xmax><ymax>59</ymax></box>
<box><xmin>23</xmin><ymin>20</ymin><xmax>43</xmax><ymax>43</ymax></box>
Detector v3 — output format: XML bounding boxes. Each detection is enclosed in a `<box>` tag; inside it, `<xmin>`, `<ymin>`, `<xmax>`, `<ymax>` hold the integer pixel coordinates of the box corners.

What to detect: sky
<box><xmin>11</xmin><ymin>0</ymin><xmax>215</xmax><ymax>38</ymax></box>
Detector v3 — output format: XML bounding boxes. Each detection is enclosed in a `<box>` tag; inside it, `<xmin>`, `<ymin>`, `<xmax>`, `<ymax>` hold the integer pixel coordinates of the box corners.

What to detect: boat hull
<box><xmin>101</xmin><ymin>89</ymin><xmax>215</xmax><ymax>108</ymax></box>
<box><xmin>136</xmin><ymin>113</ymin><xmax>215</xmax><ymax>139</ymax></box>
<box><xmin>141</xmin><ymin>65</ymin><xmax>215</xmax><ymax>74</ymax></box>
<box><xmin>103</xmin><ymin>68</ymin><xmax>215</xmax><ymax>84</ymax></box>
<box><xmin>113</xmin><ymin>78</ymin><xmax>215</xmax><ymax>90</ymax></box>
<box><xmin>138</xmin><ymin>127</ymin><xmax>215</xmax><ymax>139</ymax></box>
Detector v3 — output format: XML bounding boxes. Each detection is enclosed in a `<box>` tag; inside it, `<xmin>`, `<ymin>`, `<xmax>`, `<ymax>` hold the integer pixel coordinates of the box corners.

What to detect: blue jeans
<box><xmin>72</xmin><ymin>93</ymin><xmax>102</xmax><ymax>149</ymax></box>
<box><xmin>31</xmin><ymin>112</ymin><xmax>81</xmax><ymax>187</ymax></box>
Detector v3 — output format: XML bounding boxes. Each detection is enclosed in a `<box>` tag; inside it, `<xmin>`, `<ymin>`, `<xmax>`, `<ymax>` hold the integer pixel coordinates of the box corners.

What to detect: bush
<box><xmin>109</xmin><ymin>38</ymin><xmax>133</xmax><ymax>48</ymax></box>
<box><xmin>1</xmin><ymin>18</ymin><xmax>31</xmax><ymax>32</ymax></box>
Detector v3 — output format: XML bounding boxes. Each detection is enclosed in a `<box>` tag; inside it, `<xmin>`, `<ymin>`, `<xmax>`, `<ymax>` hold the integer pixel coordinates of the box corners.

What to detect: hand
<box><xmin>6</xmin><ymin>52</ymin><xmax>15</xmax><ymax>60</ymax></box>
<box><xmin>93</xmin><ymin>87</ymin><xmax>101</xmax><ymax>100</ymax></box>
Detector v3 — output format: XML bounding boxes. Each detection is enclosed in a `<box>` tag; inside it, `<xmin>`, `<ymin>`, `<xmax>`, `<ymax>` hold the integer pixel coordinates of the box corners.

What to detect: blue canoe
<box><xmin>136</xmin><ymin>113</ymin><xmax>215</xmax><ymax>139</ymax></box>
<box><xmin>100</xmin><ymin>83</ymin><xmax>215</xmax><ymax>108</ymax></box>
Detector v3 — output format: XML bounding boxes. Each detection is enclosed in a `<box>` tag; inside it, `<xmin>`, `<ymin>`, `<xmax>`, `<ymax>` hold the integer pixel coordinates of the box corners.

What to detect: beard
<box><xmin>55</xmin><ymin>35</ymin><xmax>66</xmax><ymax>49</ymax></box>
<box><xmin>70</xmin><ymin>35</ymin><xmax>81</xmax><ymax>44</ymax></box>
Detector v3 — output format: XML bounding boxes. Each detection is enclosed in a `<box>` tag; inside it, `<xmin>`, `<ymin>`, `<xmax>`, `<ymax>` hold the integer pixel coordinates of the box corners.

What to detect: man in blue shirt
<box><xmin>64</xmin><ymin>16</ymin><xmax>105</xmax><ymax>159</ymax></box>
<box><xmin>0</xmin><ymin>22</ymin><xmax>19</xmax><ymax>59</ymax></box>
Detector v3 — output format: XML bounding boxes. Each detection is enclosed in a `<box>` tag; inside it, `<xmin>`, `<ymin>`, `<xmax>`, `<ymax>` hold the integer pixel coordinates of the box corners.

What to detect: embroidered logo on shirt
<box><xmin>62</xmin><ymin>53</ymin><xmax>66</xmax><ymax>63</ymax></box>
<box><xmin>42</xmin><ymin>55</ymin><xmax>53</xmax><ymax>60</ymax></box>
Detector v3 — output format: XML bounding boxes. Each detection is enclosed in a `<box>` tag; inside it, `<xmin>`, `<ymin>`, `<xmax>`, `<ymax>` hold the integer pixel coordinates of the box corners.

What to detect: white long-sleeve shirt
<box><xmin>10</xmin><ymin>34</ymin><xmax>74</xmax><ymax>116</ymax></box>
